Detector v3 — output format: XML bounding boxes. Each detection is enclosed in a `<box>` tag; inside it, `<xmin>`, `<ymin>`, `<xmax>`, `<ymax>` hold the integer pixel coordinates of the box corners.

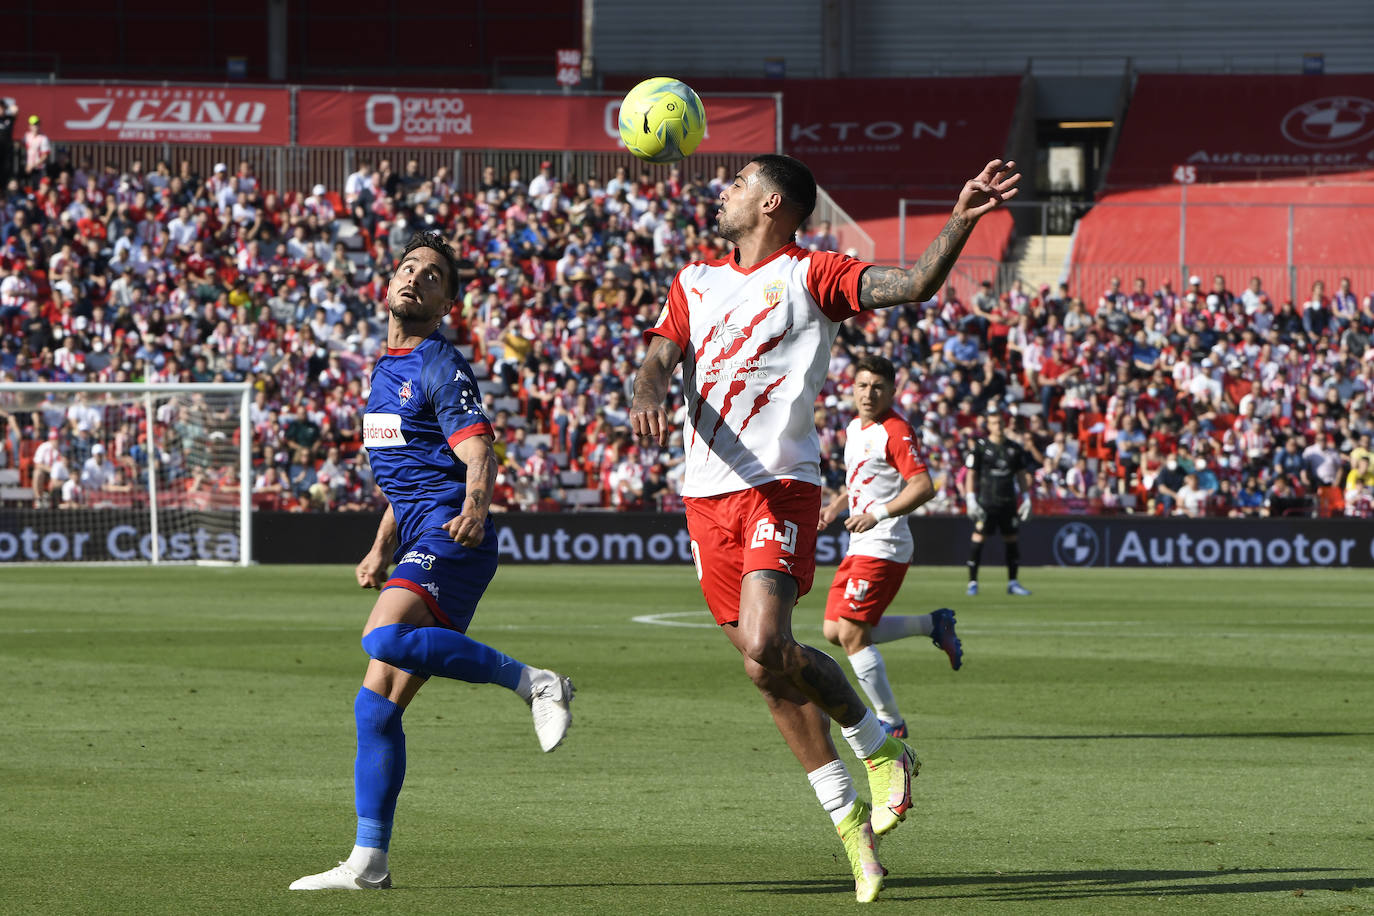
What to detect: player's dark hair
<box><xmin>748</xmin><ymin>153</ymin><xmax>817</xmax><ymax>226</ymax></box>
<box><xmin>853</xmin><ymin>354</ymin><xmax>896</xmax><ymax>384</ymax></box>
<box><xmin>400</xmin><ymin>230</ymin><xmax>461</xmax><ymax>300</ymax></box>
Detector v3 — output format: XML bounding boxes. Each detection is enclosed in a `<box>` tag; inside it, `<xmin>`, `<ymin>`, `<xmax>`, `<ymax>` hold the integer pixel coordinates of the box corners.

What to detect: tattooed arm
<box><xmin>858</xmin><ymin>159</ymin><xmax>1020</xmax><ymax>311</ymax></box>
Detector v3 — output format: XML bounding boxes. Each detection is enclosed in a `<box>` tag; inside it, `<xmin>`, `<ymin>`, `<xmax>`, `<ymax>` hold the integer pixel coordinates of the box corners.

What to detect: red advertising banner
<box><xmin>295</xmin><ymin>89</ymin><xmax>776</xmax><ymax>152</ymax></box>
<box><xmin>772</xmin><ymin>77</ymin><xmax>1021</xmax><ymax>187</ymax></box>
<box><xmin>0</xmin><ymin>83</ymin><xmax>291</xmax><ymax>145</ymax></box>
<box><xmin>1108</xmin><ymin>74</ymin><xmax>1374</xmax><ymax>187</ymax></box>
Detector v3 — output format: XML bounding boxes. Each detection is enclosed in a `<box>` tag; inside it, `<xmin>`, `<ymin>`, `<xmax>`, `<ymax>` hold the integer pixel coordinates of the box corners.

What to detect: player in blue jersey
<box><xmin>291</xmin><ymin>232</ymin><xmax>574</xmax><ymax>891</ymax></box>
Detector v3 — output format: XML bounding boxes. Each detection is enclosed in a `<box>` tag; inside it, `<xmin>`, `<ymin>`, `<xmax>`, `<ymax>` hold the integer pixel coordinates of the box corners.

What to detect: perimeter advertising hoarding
<box><xmin>0</xmin><ymin>83</ymin><xmax>291</xmax><ymax>145</ymax></box>
<box><xmin>3</xmin><ymin>512</ymin><xmax>1370</xmax><ymax>568</ymax></box>
<box><xmin>294</xmin><ymin>89</ymin><xmax>776</xmax><ymax>152</ymax></box>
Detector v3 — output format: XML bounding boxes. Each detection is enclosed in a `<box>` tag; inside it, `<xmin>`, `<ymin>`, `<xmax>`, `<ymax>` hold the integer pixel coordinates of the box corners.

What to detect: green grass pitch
<box><xmin>2</xmin><ymin>564</ymin><xmax>1372</xmax><ymax>914</ymax></box>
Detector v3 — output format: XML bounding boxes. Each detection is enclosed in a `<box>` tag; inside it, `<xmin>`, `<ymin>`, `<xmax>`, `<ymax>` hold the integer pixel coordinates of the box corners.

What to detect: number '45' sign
<box><xmin>1172</xmin><ymin>165</ymin><xmax>1197</xmax><ymax>185</ymax></box>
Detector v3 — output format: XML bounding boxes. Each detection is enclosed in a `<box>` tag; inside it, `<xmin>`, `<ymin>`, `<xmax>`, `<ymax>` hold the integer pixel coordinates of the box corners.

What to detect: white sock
<box><xmin>841</xmin><ymin>709</ymin><xmax>889</xmax><ymax>760</ymax></box>
<box><xmin>806</xmin><ymin>759</ymin><xmax>858</xmax><ymax>827</ymax></box>
<box><xmin>346</xmin><ymin>844</ymin><xmax>388</xmax><ymax>880</ymax></box>
<box><xmin>846</xmin><ymin>646</ymin><xmax>902</xmax><ymax>726</ymax></box>
<box><xmin>513</xmin><ymin>666</ymin><xmax>536</xmax><ymax>703</ymax></box>
<box><xmin>870</xmin><ymin>614</ymin><xmax>933</xmax><ymax>642</ymax></box>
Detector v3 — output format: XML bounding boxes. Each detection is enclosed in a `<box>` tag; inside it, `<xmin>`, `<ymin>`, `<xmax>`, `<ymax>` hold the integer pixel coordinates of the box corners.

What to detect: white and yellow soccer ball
<box><xmin>617</xmin><ymin>77</ymin><xmax>707</xmax><ymax>163</ymax></box>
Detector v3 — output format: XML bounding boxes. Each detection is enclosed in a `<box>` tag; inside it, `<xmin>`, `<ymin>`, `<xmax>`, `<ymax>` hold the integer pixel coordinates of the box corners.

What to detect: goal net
<box><xmin>0</xmin><ymin>382</ymin><xmax>252</xmax><ymax>565</ymax></box>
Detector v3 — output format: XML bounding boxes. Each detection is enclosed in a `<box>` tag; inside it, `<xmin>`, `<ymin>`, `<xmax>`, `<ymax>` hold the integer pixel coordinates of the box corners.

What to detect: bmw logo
<box><xmin>1280</xmin><ymin>96</ymin><xmax>1374</xmax><ymax>149</ymax></box>
<box><xmin>1052</xmin><ymin>522</ymin><xmax>1100</xmax><ymax>567</ymax></box>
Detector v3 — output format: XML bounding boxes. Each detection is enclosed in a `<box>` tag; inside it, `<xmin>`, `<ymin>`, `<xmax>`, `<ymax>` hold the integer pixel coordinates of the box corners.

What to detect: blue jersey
<box><xmin>363</xmin><ymin>331</ymin><xmax>494</xmax><ymax>550</ymax></box>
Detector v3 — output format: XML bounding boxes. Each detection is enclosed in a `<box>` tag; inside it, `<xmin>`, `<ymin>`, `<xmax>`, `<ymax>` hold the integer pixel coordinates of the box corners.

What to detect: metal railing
<box><xmin>809</xmin><ymin>186</ymin><xmax>875</xmax><ymax>262</ymax></box>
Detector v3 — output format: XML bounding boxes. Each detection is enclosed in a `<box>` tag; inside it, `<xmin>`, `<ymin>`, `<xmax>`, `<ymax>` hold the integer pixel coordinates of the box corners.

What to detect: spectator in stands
<box><xmin>1273</xmin><ymin>434</ymin><xmax>1306</xmax><ymax>480</ymax></box>
<box><xmin>23</xmin><ymin>116</ymin><xmax>51</xmax><ymax>185</ymax></box>
<box><xmin>1303</xmin><ymin>281</ymin><xmax>1331</xmax><ymax>340</ymax></box>
<box><xmin>1346</xmin><ymin>454</ymin><xmax>1374</xmax><ymax>517</ymax></box>
<box><xmin>1264</xmin><ymin>474</ymin><xmax>1306</xmax><ymax>517</ymax></box>
<box><xmin>1301</xmin><ymin>433</ymin><xmax>1342</xmax><ymax>491</ymax></box>
<box><xmin>1154</xmin><ymin>452</ymin><xmax>1186</xmax><ymax>512</ymax></box>
<box><xmin>945</xmin><ymin>323</ymin><xmax>981</xmax><ymax>371</ymax></box>
<box><xmin>79</xmin><ymin>441</ymin><xmax>115</xmax><ymax>494</ymax></box>
<box><xmin>1175</xmin><ymin>472</ymin><xmax>1211</xmax><ymax>517</ymax></box>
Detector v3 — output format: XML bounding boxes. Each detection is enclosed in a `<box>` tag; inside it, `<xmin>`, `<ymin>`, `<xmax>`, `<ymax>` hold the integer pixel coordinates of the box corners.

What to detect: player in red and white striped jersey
<box><xmin>818</xmin><ymin>355</ymin><xmax>962</xmax><ymax>742</ymax></box>
<box><xmin>631</xmin><ymin>153</ymin><xmax>1018</xmax><ymax>902</ymax></box>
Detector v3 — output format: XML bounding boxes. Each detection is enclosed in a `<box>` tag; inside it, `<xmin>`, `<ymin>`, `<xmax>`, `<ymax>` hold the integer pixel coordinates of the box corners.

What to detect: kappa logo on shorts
<box><xmin>750</xmin><ymin>518</ymin><xmax>798</xmax><ymax>555</ymax></box>
<box><xmin>843</xmin><ymin>578</ymin><xmax>871</xmax><ymax>600</ymax></box>
<box><xmin>420</xmin><ymin>581</ymin><xmax>440</xmax><ymax>599</ymax></box>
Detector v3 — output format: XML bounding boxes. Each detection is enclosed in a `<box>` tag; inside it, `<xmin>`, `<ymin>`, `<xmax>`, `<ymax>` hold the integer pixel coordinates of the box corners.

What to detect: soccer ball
<box><xmin>617</xmin><ymin>77</ymin><xmax>707</xmax><ymax>163</ymax></box>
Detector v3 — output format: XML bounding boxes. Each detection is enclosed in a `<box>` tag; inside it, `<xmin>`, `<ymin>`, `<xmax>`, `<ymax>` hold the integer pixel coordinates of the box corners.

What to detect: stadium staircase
<box><xmin>1007</xmin><ymin>234</ymin><xmax>1073</xmax><ymax>295</ymax></box>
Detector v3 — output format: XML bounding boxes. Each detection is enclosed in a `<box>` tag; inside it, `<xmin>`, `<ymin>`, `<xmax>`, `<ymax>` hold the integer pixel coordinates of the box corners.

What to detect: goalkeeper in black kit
<box><xmin>963</xmin><ymin>410</ymin><xmax>1036</xmax><ymax>596</ymax></box>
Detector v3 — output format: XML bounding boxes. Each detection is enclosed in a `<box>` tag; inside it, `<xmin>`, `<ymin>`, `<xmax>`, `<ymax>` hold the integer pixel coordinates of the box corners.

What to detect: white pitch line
<box><xmin>631</xmin><ymin>610</ymin><xmax>717</xmax><ymax>629</ymax></box>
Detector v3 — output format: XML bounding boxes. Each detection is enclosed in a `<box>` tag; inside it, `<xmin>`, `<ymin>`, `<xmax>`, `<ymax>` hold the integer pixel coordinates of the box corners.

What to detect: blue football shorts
<box><xmin>382</xmin><ymin>527</ymin><xmax>499</xmax><ymax>633</ymax></box>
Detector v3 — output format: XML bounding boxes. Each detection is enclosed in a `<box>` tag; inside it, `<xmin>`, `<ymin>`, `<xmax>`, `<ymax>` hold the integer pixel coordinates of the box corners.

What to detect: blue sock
<box><xmin>361</xmin><ymin>623</ymin><xmax>526</xmax><ymax>690</ymax></box>
<box><xmin>354</xmin><ymin>687</ymin><xmax>405</xmax><ymax>851</ymax></box>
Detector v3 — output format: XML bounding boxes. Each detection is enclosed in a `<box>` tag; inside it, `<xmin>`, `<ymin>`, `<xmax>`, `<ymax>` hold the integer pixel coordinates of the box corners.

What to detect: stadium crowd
<box><xmin>1</xmin><ymin>140</ymin><xmax>1372</xmax><ymax>519</ymax></box>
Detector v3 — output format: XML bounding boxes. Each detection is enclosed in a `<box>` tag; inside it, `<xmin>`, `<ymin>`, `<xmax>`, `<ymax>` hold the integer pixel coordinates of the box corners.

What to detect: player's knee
<box><xmin>739</xmin><ymin>632</ymin><xmax>789</xmax><ymax>674</ymax></box>
<box><xmin>821</xmin><ymin>619</ymin><xmax>842</xmax><ymax>646</ymax></box>
<box><xmin>361</xmin><ymin>623</ymin><xmax>416</xmax><ymax>667</ymax></box>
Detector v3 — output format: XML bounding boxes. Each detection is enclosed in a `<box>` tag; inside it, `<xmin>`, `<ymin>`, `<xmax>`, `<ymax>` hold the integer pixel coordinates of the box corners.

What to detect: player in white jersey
<box><xmin>819</xmin><ymin>356</ymin><xmax>962</xmax><ymax>742</ymax></box>
<box><xmin>631</xmin><ymin>153</ymin><xmax>1018</xmax><ymax>902</ymax></box>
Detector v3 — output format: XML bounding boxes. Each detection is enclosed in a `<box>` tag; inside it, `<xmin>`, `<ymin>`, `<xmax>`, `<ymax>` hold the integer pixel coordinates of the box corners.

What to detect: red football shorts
<box><xmin>824</xmin><ymin>554</ymin><xmax>909</xmax><ymax>625</ymax></box>
<box><xmin>682</xmin><ymin>479</ymin><xmax>821</xmax><ymax>625</ymax></box>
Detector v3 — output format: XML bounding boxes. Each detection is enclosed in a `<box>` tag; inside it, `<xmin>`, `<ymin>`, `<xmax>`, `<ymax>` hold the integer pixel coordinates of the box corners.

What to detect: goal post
<box><xmin>0</xmin><ymin>382</ymin><xmax>253</xmax><ymax>566</ymax></box>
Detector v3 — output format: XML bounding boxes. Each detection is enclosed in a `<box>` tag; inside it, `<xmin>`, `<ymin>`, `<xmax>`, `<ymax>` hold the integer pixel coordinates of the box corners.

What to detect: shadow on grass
<box><xmin>755</xmin><ymin>867</ymin><xmax>1371</xmax><ymax>901</ymax></box>
<box><xmin>961</xmin><ymin>731</ymin><xmax>1374</xmax><ymax>740</ymax></box>
<box><xmin>421</xmin><ymin>867</ymin><xmax>1371</xmax><ymax>900</ymax></box>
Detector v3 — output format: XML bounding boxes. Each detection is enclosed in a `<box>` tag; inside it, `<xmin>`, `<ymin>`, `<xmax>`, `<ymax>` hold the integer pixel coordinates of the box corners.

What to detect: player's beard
<box><xmin>388</xmin><ymin>289</ymin><xmax>429</xmax><ymax>322</ymax></box>
<box><xmin>715</xmin><ymin>208</ymin><xmax>740</xmax><ymax>243</ymax></box>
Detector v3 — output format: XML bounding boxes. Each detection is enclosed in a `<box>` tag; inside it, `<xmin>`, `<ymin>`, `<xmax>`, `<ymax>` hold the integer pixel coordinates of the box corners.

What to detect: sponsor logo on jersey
<box><xmin>763</xmin><ymin>279</ymin><xmax>785</xmax><ymax>307</ymax></box>
<box><xmin>363</xmin><ymin>412</ymin><xmax>407</xmax><ymax>447</ymax></box>
<box><xmin>714</xmin><ymin>317</ymin><xmax>746</xmax><ymax>346</ymax></box>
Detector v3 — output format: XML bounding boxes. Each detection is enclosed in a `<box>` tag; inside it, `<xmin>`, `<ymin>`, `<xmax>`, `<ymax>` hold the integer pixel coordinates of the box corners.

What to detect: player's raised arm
<box><xmin>357</xmin><ymin>502</ymin><xmax>398</xmax><ymax>589</ymax></box>
<box><xmin>630</xmin><ymin>334</ymin><xmax>683</xmax><ymax>446</ymax></box>
<box><xmin>445</xmin><ymin>434</ymin><xmax>497</xmax><ymax>548</ymax></box>
<box><xmin>858</xmin><ymin>159</ymin><xmax>1020</xmax><ymax>310</ymax></box>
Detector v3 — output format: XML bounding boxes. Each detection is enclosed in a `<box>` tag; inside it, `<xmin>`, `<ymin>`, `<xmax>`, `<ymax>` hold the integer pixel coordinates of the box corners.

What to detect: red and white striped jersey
<box><xmin>648</xmin><ymin>244</ymin><xmax>870</xmax><ymax>498</ymax></box>
<box><xmin>844</xmin><ymin>410</ymin><xmax>927</xmax><ymax>562</ymax></box>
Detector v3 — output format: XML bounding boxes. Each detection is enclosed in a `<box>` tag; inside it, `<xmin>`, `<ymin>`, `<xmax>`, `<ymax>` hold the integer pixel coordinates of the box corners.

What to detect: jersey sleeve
<box><xmin>643</xmin><ymin>275</ymin><xmax>691</xmax><ymax>350</ymax></box>
<box><xmin>965</xmin><ymin>440</ymin><xmax>983</xmax><ymax>471</ymax></box>
<box><xmin>883</xmin><ymin>416</ymin><xmax>928</xmax><ymax>478</ymax></box>
<box><xmin>425</xmin><ymin>355</ymin><xmax>494</xmax><ymax>450</ymax></box>
<box><xmin>805</xmin><ymin>249</ymin><xmax>872</xmax><ymax>322</ymax></box>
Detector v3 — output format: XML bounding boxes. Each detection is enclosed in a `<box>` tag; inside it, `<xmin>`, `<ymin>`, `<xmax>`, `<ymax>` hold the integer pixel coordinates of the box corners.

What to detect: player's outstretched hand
<box><xmin>954</xmin><ymin>159</ymin><xmax>1020</xmax><ymax>222</ymax></box>
<box><xmin>844</xmin><ymin>512</ymin><xmax>878</xmax><ymax>534</ymax></box>
<box><xmin>817</xmin><ymin>506</ymin><xmax>838</xmax><ymax>531</ymax></box>
<box><xmin>629</xmin><ymin>401</ymin><xmax>669</xmax><ymax>446</ymax></box>
<box><xmin>356</xmin><ymin>550</ymin><xmax>388</xmax><ymax>590</ymax></box>
<box><xmin>444</xmin><ymin>512</ymin><xmax>486</xmax><ymax>548</ymax></box>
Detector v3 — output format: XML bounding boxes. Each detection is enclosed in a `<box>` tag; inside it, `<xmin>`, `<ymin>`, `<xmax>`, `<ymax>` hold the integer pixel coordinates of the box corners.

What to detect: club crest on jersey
<box><xmin>763</xmin><ymin>280</ymin><xmax>786</xmax><ymax>307</ymax></box>
<box><xmin>398</xmin><ymin>378</ymin><xmax>414</xmax><ymax>406</ymax></box>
